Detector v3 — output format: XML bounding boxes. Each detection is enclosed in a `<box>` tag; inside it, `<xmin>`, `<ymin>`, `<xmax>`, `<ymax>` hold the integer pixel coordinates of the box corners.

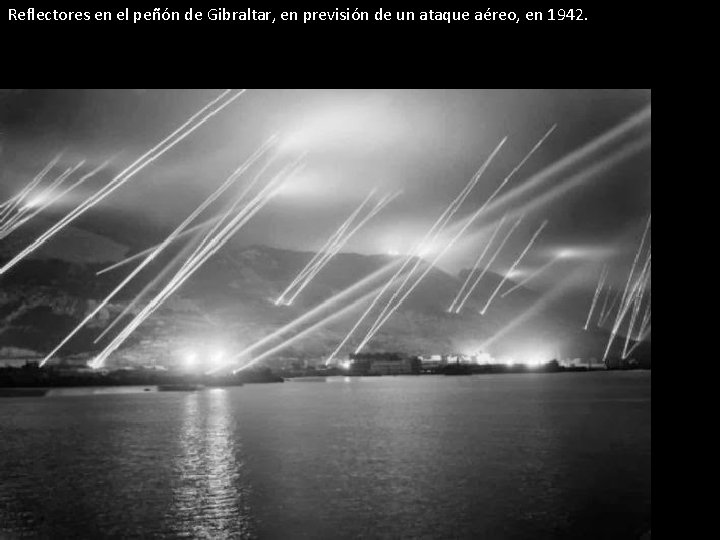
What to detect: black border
<box><xmin>1</xmin><ymin>6</ymin><xmax>653</xmax><ymax>88</ymax></box>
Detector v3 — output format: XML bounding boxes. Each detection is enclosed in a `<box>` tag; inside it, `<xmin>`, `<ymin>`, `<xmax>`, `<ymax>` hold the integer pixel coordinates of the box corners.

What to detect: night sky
<box><xmin>0</xmin><ymin>89</ymin><xmax>651</xmax><ymax>293</ymax></box>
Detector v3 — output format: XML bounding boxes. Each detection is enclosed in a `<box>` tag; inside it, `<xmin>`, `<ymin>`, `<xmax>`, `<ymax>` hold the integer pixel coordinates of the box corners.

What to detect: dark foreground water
<box><xmin>0</xmin><ymin>372</ymin><xmax>650</xmax><ymax>539</ymax></box>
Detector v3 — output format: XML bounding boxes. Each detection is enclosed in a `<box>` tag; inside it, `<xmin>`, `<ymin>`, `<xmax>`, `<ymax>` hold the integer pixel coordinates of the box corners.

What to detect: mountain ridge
<box><xmin>0</xmin><ymin>223</ymin><xmax>648</xmax><ymax>366</ymax></box>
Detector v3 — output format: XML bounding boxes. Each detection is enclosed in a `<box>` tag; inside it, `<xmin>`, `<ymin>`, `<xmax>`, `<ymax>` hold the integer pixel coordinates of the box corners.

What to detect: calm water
<box><xmin>0</xmin><ymin>372</ymin><xmax>651</xmax><ymax>539</ymax></box>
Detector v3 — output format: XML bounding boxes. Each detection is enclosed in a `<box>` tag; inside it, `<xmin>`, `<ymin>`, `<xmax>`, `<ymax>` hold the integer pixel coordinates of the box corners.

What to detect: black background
<box><xmin>1</xmin><ymin>5</ymin><xmax>653</xmax><ymax>87</ymax></box>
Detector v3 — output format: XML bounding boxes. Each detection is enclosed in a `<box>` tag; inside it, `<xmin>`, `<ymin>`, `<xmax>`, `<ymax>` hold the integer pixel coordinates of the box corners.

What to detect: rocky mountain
<box><xmin>0</xmin><ymin>220</ymin><xmax>649</xmax><ymax>367</ymax></box>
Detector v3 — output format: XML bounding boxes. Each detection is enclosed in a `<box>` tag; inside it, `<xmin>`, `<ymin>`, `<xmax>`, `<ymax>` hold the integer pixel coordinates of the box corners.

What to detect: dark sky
<box><xmin>0</xmin><ymin>89</ymin><xmax>651</xmax><ymax>293</ymax></box>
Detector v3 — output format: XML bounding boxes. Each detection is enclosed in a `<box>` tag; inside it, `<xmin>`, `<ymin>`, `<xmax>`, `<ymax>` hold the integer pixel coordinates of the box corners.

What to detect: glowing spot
<box><xmin>183</xmin><ymin>351</ymin><xmax>198</xmax><ymax>368</ymax></box>
<box><xmin>524</xmin><ymin>356</ymin><xmax>546</xmax><ymax>367</ymax></box>
<box><xmin>475</xmin><ymin>352</ymin><xmax>495</xmax><ymax>364</ymax></box>
<box><xmin>554</xmin><ymin>246</ymin><xmax>617</xmax><ymax>260</ymax></box>
<box><xmin>278</xmin><ymin>100</ymin><xmax>407</xmax><ymax>154</ymax></box>
<box><xmin>23</xmin><ymin>195</ymin><xmax>48</xmax><ymax>210</ymax></box>
<box><xmin>209</xmin><ymin>348</ymin><xmax>226</xmax><ymax>368</ymax></box>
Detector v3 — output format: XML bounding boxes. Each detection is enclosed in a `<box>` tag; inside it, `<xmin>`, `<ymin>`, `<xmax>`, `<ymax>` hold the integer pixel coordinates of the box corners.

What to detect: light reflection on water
<box><xmin>0</xmin><ymin>373</ymin><xmax>651</xmax><ymax>539</ymax></box>
<box><xmin>167</xmin><ymin>389</ymin><xmax>254</xmax><ymax>539</ymax></box>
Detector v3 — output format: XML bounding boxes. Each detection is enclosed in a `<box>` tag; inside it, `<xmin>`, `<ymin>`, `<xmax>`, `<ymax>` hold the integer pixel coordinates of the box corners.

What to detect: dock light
<box><xmin>525</xmin><ymin>356</ymin><xmax>545</xmax><ymax>367</ymax></box>
<box><xmin>340</xmin><ymin>359</ymin><xmax>352</xmax><ymax>370</ymax></box>
<box><xmin>475</xmin><ymin>352</ymin><xmax>495</xmax><ymax>365</ymax></box>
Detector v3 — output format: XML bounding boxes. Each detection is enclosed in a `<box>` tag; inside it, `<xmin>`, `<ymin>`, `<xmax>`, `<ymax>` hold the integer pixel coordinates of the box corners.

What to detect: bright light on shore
<box><xmin>524</xmin><ymin>356</ymin><xmax>546</xmax><ymax>367</ymax></box>
<box><xmin>340</xmin><ymin>359</ymin><xmax>352</xmax><ymax>370</ymax></box>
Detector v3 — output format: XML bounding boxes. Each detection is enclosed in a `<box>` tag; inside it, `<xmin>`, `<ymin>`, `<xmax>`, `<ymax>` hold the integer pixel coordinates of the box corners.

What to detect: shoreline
<box><xmin>1</xmin><ymin>368</ymin><xmax>651</xmax><ymax>397</ymax></box>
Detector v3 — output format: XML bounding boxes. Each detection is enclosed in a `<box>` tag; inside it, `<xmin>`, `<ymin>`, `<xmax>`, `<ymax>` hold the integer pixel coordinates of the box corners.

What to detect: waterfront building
<box><xmin>368</xmin><ymin>357</ymin><xmax>419</xmax><ymax>375</ymax></box>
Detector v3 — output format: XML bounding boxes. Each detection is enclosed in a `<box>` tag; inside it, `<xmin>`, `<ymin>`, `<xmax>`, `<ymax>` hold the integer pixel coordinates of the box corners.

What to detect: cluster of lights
<box><xmin>474</xmin><ymin>347</ymin><xmax>554</xmax><ymax>367</ymax></box>
<box><xmin>179</xmin><ymin>345</ymin><xmax>227</xmax><ymax>371</ymax></box>
<box><xmin>490</xmin><ymin>356</ymin><xmax>547</xmax><ymax>367</ymax></box>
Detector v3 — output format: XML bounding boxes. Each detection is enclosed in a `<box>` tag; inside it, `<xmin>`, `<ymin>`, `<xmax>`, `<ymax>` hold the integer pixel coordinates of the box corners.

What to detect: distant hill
<box><xmin>0</xmin><ymin>221</ymin><xmax>649</xmax><ymax>367</ymax></box>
